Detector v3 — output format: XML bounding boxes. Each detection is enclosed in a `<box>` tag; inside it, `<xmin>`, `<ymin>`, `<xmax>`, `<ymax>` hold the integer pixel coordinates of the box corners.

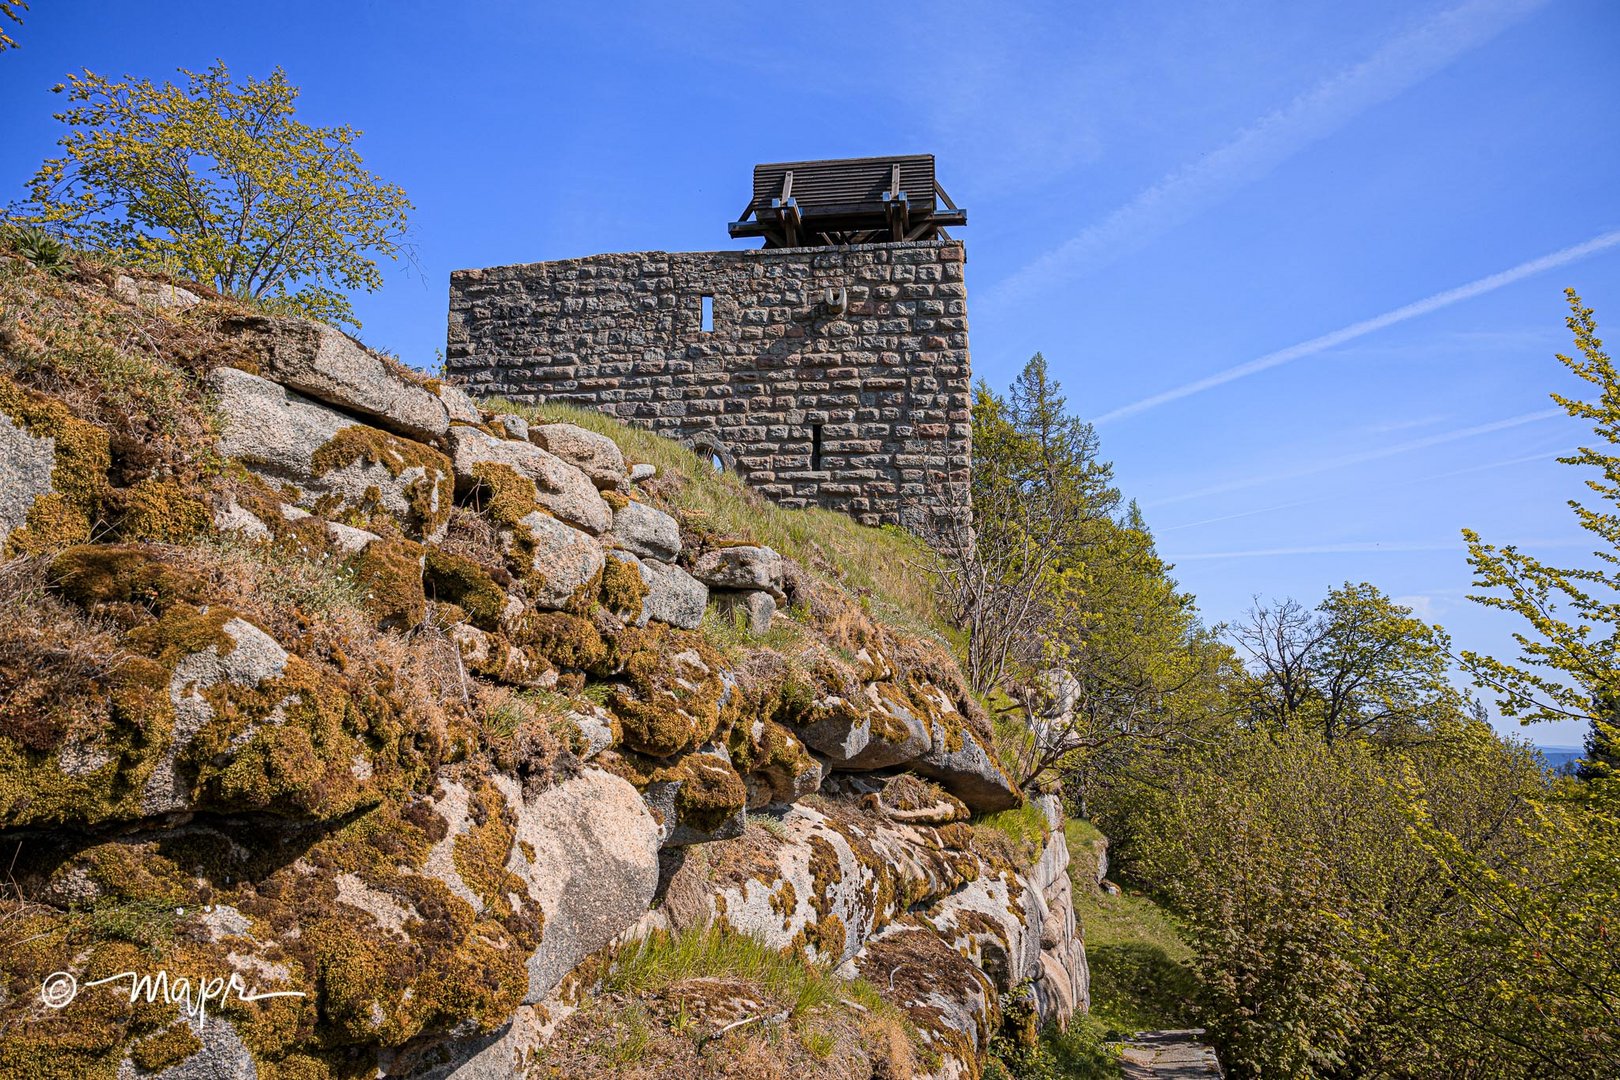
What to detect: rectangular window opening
<box><xmin>810</xmin><ymin>423</ymin><xmax>824</xmax><ymax>471</ymax></box>
<box><xmin>700</xmin><ymin>294</ymin><xmax>714</xmax><ymax>333</ymax></box>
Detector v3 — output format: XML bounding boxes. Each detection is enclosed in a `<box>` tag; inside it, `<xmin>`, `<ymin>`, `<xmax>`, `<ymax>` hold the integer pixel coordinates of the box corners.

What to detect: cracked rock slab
<box><xmin>224</xmin><ymin>313</ymin><xmax>452</xmax><ymax>443</ymax></box>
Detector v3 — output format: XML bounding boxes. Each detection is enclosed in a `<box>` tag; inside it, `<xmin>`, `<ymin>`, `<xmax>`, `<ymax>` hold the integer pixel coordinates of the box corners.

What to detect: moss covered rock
<box><xmin>0</xmin><ymin>375</ymin><xmax>111</xmax><ymax>555</ymax></box>
<box><xmin>449</xmin><ymin>425</ymin><xmax>611</xmax><ymax>536</ymax></box>
<box><xmin>209</xmin><ymin>366</ymin><xmax>453</xmax><ymax>540</ymax></box>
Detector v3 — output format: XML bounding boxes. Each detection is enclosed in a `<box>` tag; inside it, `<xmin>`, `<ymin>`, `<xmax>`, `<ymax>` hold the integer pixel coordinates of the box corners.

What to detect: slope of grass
<box><xmin>485</xmin><ymin>397</ymin><xmax>951</xmax><ymax>641</ymax></box>
<box><xmin>1065</xmin><ymin>820</ymin><xmax>1198</xmax><ymax>1037</ymax></box>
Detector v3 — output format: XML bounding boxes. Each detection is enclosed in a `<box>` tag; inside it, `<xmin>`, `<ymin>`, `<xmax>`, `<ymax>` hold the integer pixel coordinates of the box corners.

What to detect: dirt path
<box><xmin>1117</xmin><ymin>1029</ymin><xmax>1223</xmax><ymax>1078</ymax></box>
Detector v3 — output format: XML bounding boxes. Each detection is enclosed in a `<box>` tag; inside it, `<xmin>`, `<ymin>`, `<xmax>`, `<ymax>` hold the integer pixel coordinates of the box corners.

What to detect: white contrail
<box><xmin>986</xmin><ymin>0</ymin><xmax>1550</xmax><ymax>308</ymax></box>
<box><xmin>1167</xmin><ymin>537</ymin><xmax>1589</xmax><ymax>562</ymax></box>
<box><xmin>1149</xmin><ymin>408</ymin><xmax>1563</xmax><ymax>508</ymax></box>
<box><xmin>1157</xmin><ymin>448</ymin><xmax>1567</xmax><ymax>534</ymax></box>
<box><xmin>1097</xmin><ymin>229</ymin><xmax>1620</xmax><ymax>425</ymax></box>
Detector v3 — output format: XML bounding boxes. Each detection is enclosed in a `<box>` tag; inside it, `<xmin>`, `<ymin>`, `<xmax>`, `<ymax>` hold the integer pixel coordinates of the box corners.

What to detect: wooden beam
<box><xmin>887</xmin><ymin>194</ymin><xmax>910</xmax><ymax>241</ymax></box>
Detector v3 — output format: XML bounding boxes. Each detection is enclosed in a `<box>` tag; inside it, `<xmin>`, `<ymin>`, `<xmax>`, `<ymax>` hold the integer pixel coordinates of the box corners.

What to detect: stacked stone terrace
<box><xmin>446</xmin><ymin>239</ymin><xmax>971</xmax><ymax>533</ymax></box>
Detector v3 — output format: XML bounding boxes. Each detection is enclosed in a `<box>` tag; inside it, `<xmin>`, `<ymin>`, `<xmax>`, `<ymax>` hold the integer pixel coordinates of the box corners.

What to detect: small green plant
<box><xmin>606</xmin><ymin>1003</ymin><xmax>654</xmax><ymax>1065</ymax></box>
<box><xmin>802</xmin><ymin>1027</ymin><xmax>837</xmax><ymax>1059</ymax></box>
<box><xmin>670</xmin><ymin>996</ymin><xmax>695</xmax><ymax>1037</ymax></box>
<box><xmin>753</xmin><ymin>813</ymin><xmax>789</xmax><ymax>839</ymax></box>
<box><xmin>484</xmin><ymin>696</ymin><xmax>525</xmax><ymax>741</ymax></box>
<box><xmin>1</xmin><ymin>224</ymin><xmax>69</xmax><ymax>275</ymax></box>
<box><xmin>605</xmin><ymin>926</ymin><xmax>888</xmax><ymax>1020</ymax></box>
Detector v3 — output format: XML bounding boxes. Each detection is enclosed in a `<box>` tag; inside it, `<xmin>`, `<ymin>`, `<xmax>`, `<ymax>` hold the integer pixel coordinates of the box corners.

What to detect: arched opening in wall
<box><xmin>688</xmin><ymin>436</ymin><xmax>733</xmax><ymax>475</ymax></box>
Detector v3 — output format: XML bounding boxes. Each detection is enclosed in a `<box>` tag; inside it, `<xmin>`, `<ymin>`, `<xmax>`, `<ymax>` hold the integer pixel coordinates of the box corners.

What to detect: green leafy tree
<box><xmin>9</xmin><ymin>61</ymin><xmax>412</xmax><ymax>328</ymax></box>
<box><xmin>1462</xmin><ymin>290</ymin><xmax>1620</xmax><ymax>777</ymax></box>
<box><xmin>1362</xmin><ymin>765</ymin><xmax>1620</xmax><ymax>1077</ymax></box>
<box><xmin>951</xmin><ymin>355</ymin><xmax>1234</xmax><ymax>799</ymax></box>
<box><xmin>945</xmin><ymin>357</ymin><xmax>1115</xmax><ymax>695</ymax></box>
<box><xmin>1235</xmin><ymin>583</ymin><xmax>1463</xmax><ymax>743</ymax></box>
<box><xmin>1108</xmin><ymin>717</ymin><xmax>1553</xmax><ymax>1078</ymax></box>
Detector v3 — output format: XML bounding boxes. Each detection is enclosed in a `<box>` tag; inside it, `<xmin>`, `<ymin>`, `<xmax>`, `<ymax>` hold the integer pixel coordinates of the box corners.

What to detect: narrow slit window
<box><xmin>810</xmin><ymin>424</ymin><xmax>824</xmax><ymax>471</ymax></box>
<box><xmin>700</xmin><ymin>294</ymin><xmax>714</xmax><ymax>332</ymax></box>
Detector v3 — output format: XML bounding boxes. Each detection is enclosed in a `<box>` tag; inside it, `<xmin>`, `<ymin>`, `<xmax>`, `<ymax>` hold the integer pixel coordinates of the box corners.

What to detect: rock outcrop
<box><xmin>0</xmin><ymin>263</ymin><xmax>1085</xmax><ymax>1080</ymax></box>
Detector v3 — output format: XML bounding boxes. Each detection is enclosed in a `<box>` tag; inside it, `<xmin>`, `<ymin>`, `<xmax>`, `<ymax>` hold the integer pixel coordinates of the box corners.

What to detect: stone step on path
<box><xmin>1117</xmin><ymin>1029</ymin><xmax>1223</xmax><ymax>1078</ymax></box>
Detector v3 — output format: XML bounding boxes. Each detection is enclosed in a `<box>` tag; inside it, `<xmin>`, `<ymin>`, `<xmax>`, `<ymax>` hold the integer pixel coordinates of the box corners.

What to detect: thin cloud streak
<box><xmin>1157</xmin><ymin>448</ymin><xmax>1566</xmax><ymax>534</ymax></box>
<box><xmin>1148</xmin><ymin>408</ymin><xmax>1563</xmax><ymax>508</ymax></box>
<box><xmin>1167</xmin><ymin>537</ymin><xmax>1589</xmax><ymax>562</ymax></box>
<box><xmin>1097</xmin><ymin>229</ymin><xmax>1620</xmax><ymax>425</ymax></box>
<box><xmin>986</xmin><ymin>0</ymin><xmax>1549</xmax><ymax>309</ymax></box>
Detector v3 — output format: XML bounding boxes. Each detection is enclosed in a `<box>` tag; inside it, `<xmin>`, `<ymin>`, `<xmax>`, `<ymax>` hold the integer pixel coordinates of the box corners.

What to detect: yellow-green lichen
<box><xmin>598</xmin><ymin>555</ymin><xmax>648</xmax><ymax>624</ymax></box>
<box><xmin>608</xmin><ymin>626</ymin><xmax>728</xmax><ymax>758</ymax></box>
<box><xmin>346</xmin><ymin>537</ymin><xmax>426</xmax><ymax>630</ymax></box>
<box><xmin>48</xmin><ymin>543</ymin><xmax>209</xmax><ymax>622</ymax></box>
<box><xmin>111</xmin><ymin>477</ymin><xmax>212</xmax><ymax>544</ymax></box>
<box><xmin>467</xmin><ymin>461</ymin><xmax>540</xmax><ymax>531</ymax></box>
<box><xmin>309</xmin><ymin>424</ymin><xmax>454</xmax><ymax>536</ymax></box>
<box><xmin>423</xmin><ymin>547</ymin><xmax>505</xmax><ymax>630</ymax></box>
<box><xmin>666</xmin><ymin>753</ymin><xmax>746</xmax><ymax>834</ymax></box>
<box><xmin>450</xmin><ymin>780</ymin><xmax>526</xmax><ymax>917</ymax></box>
<box><xmin>512</xmin><ymin>610</ymin><xmax>609</xmax><ymax>674</ymax></box>
<box><xmin>0</xmin><ymin>375</ymin><xmax>112</xmax><ymax>555</ymax></box>
<box><xmin>129</xmin><ymin>1021</ymin><xmax>202</xmax><ymax>1072</ymax></box>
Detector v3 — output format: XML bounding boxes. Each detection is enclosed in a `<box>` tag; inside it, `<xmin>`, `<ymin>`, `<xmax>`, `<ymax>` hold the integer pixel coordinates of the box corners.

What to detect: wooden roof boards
<box><xmin>728</xmin><ymin>154</ymin><xmax>966</xmax><ymax>248</ymax></box>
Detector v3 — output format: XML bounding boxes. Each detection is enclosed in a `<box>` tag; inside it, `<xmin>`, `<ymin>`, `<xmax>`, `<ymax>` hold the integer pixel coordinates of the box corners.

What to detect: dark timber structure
<box><xmin>448</xmin><ymin>155</ymin><xmax>974</xmax><ymax>533</ymax></box>
<box><xmin>728</xmin><ymin>154</ymin><xmax>967</xmax><ymax>249</ymax></box>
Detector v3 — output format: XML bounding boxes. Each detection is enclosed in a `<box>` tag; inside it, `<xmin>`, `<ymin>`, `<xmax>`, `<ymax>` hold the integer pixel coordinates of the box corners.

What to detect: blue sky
<box><xmin>4</xmin><ymin>1</ymin><xmax>1618</xmax><ymax>745</ymax></box>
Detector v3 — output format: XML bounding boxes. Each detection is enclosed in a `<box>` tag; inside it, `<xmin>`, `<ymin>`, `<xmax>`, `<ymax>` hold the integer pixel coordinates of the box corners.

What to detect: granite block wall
<box><xmin>446</xmin><ymin>239</ymin><xmax>971</xmax><ymax>533</ymax></box>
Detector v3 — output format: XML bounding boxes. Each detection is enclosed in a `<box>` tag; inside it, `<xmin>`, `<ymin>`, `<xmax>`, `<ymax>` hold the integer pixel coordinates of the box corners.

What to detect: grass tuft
<box><xmin>607</xmin><ymin>926</ymin><xmax>888</xmax><ymax>1019</ymax></box>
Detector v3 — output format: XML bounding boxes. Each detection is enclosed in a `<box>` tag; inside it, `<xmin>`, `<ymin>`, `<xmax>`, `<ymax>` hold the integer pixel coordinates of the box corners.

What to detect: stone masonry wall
<box><xmin>445</xmin><ymin>239</ymin><xmax>971</xmax><ymax>533</ymax></box>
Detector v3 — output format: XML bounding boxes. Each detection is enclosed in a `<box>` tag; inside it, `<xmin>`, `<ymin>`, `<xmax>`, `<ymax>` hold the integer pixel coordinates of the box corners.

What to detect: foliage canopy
<box><xmin>1234</xmin><ymin>583</ymin><xmax>1465</xmax><ymax>743</ymax></box>
<box><xmin>1077</xmin><ymin>296</ymin><xmax>1620</xmax><ymax>1078</ymax></box>
<box><xmin>9</xmin><ymin>61</ymin><xmax>412</xmax><ymax>328</ymax></box>
<box><xmin>951</xmin><ymin>354</ymin><xmax>1233</xmax><ymax>799</ymax></box>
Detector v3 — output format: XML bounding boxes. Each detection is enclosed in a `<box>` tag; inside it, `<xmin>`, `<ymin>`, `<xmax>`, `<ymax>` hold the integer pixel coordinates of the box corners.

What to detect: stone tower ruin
<box><xmin>446</xmin><ymin>154</ymin><xmax>972</xmax><ymax>534</ymax></box>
